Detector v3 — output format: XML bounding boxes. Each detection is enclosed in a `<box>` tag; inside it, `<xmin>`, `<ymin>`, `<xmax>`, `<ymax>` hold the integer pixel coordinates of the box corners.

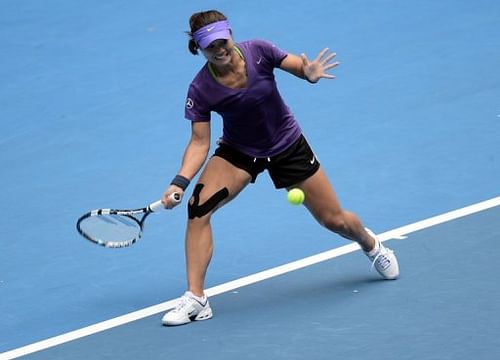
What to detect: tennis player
<box><xmin>161</xmin><ymin>10</ymin><xmax>399</xmax><ymax>326</ymax></box>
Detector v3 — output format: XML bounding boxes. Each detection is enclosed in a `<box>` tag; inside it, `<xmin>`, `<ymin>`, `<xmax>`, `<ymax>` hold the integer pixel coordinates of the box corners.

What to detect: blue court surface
<box><xmin>1</xmin><ymin>0</ymin><xmax>499</xmax><ymax>359</ymax></box>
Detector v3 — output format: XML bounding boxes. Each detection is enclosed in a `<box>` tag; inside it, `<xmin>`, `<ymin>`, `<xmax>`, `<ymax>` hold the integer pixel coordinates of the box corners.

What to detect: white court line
<box><xmin>1</xmin><ymin>196</ymin><xmax>499</xmax><ymax>360</ymax></box>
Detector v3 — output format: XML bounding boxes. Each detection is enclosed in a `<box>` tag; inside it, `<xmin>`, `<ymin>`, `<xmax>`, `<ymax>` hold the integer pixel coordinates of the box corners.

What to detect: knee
<box><xmin>187</xmin><ymin>211</ymin><xmax>211</xmax><ymax>227</ymax></box>
<box><xmin>319</xmin><ymin>211</ymin><xmax>347</xmax><ymax>234</ymax></box>
<box><xmin>187</xmin><ymin>183</ymin><xmax>229</xmax><ymax>220</ymax></box>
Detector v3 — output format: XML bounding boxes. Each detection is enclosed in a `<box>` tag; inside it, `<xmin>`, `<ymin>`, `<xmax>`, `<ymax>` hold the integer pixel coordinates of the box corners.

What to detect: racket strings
<box><xmin>79</xmin><ymin>214</ymin><xmax>142</xmax><ymax>245</ymax></box>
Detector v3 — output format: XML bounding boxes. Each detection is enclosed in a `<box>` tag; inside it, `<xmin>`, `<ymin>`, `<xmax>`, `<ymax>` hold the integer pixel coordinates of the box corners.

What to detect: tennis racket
<box><xmin>76</xmin><ymin>193</ymin><xmax>180</xmax><ymax>248</ymax></box>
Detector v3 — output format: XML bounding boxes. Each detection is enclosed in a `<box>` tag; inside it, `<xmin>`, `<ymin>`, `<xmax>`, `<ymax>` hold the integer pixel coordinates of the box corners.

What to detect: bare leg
<box><xmin>185</xmin><ymin>156</ymin><xmax>251</xmax><ymax>296</ymax></box>
<box><xmin>295</xmin><ymin>167</ymin><xmax>376</xmax><ymax>252</ymax></box>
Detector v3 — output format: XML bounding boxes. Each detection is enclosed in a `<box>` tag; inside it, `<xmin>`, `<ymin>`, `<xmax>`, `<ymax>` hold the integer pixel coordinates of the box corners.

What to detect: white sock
<box><xmin>186</xmin><ymin>291</ymin><xmax>206</xmax><ymax>302</ymax></box>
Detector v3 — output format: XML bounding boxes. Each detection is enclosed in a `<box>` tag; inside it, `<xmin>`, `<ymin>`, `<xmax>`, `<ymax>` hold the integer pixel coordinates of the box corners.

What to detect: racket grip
<box><xmin>149</xmin><ymin>193</ymin><xmax>181</xmax><ymax>212</ymax></box>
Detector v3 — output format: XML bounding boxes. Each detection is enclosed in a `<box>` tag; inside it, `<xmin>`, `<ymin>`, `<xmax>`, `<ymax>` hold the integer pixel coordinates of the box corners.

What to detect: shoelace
<box><xmin>174</xmin><ymin>293</ymin><xmax>207</xmax><ymax>312</ymax></box>
<box><xmin>173</xmin><ymin>295</ymin><xmax>193</xmax><ymax>312</ymax></box>
<box><xmin>369</xmin><ymin>247</ymin><xmax>393</xmax><ymax>272</ymax></box>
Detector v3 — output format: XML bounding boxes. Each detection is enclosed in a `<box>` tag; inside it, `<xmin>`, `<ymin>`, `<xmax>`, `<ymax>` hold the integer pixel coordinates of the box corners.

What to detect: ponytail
<box><xmin>188</xmin><ymin>38</ymin><xmax>199</xmax><ymax>55</ymax></box>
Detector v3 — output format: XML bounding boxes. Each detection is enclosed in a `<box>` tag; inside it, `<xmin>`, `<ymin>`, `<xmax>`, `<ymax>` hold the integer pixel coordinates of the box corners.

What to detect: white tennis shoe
<box><xmin>162</xmin><ymin>291</ymin><xmax>213</xmax><ymax>326</ymax></box>
<box><xmin>365</xmin><ymin>229</ymin><xmax>400</xmax><ymax>280</ymax></box>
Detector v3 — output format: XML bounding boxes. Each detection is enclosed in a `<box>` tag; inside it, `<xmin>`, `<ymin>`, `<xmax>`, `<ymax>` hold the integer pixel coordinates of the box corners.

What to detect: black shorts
<box><xmin>213</xmin><ymin>134</ymin><xmax>320</xmax><ymax>189</ymax></box>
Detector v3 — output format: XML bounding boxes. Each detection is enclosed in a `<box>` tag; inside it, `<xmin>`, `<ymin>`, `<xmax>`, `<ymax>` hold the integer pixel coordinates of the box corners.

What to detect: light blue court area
<box><xmin>1</xmin><ymin>0</ymin><xmax>499</xmax><ymax>359</ymax></box>
<box><xmin>13</xmin><ymin>205</ymin><xmax>500</xmax><ymax>360</ymax></box>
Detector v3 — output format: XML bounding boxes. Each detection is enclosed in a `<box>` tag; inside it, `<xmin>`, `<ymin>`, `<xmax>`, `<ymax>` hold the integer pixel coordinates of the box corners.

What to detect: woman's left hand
<box><xmin>301</xmin><ymin>48</ymin><xmax>339</xmax><ymax>83</ymax></box>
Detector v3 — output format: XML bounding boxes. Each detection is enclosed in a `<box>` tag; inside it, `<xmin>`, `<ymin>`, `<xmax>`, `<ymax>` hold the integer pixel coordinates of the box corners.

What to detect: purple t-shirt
<box><xmin>184</xmin><ymin>39</ymin><xmax>301</xmax><ymax>157</ymax></box>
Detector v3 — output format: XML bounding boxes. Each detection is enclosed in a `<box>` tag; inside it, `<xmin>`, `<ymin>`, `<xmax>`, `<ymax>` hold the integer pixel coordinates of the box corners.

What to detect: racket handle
<box><xmin>149</xmin><ymin>193</ymin><xmax>181</xmax><ymax>212</ymax></box>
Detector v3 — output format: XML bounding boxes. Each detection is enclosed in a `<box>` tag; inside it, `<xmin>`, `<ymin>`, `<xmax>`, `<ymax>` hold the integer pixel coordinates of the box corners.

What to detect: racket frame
<box><xmin>76</xmin><ymin>194</ymin><xmax>180</xmax><ymax>248</ymax></box>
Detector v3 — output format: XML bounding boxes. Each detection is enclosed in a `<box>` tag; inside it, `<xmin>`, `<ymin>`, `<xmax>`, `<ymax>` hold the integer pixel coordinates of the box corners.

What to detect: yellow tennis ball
<box><xmin>287</xmin><ymin>188</ymin><xmax>305</xmax><ymax>205</ymax></box>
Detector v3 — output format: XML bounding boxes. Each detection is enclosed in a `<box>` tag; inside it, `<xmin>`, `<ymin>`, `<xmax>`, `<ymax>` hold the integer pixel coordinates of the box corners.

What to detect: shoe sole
<box><xmin>162</xmin><ymin>307</ymin><xmax>213</xmax><ymax>326</ymax></box>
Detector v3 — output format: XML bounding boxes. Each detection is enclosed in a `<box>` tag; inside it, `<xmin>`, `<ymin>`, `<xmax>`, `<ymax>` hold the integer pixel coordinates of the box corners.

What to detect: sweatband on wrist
<box><xmin>170</xmin><ymin>175</ymin><xmax>190</xmax><ymax>191</ymax></box>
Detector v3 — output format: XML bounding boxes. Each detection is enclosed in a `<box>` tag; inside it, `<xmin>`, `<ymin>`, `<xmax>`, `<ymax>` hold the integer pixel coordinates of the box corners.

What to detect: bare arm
<box><xmin>280</xmin><ymin>48</ymin><xmax>339</xmax><ymax>83</ymax></box>
<box><xmin>162</xmin><ymin>121</ymin><xmax>211</xmax><ymax>208</ymax></box>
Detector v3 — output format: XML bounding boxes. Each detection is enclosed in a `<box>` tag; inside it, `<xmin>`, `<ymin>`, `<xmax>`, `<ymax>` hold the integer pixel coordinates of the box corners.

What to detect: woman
<box><xmin>161</xmin><ymin>10</ymin><xmax>399</xmax><ymax>326</ymax></box>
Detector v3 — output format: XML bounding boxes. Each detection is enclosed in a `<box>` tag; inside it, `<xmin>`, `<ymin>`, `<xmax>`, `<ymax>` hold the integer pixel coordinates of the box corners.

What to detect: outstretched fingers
<box><xmin>321</xmin><ymin>52</ymin><xmax>337</xmax><ymax>64</ymax></box>
<box><xmin>314</xmin><ymin>47</ymin><xmax>330</xmax><ymax>63</ymax></box>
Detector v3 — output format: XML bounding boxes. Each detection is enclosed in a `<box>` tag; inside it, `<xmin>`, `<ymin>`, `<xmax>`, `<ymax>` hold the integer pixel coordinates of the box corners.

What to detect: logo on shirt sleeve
<box><xmin>186</xmin><ymin>98</ymin><xmax>194</xmax><ymax>109</ymax></box>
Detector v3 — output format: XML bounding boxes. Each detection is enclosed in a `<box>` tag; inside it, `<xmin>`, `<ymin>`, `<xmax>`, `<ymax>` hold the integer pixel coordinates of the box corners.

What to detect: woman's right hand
<box><xmin>162</xmin><ymin>185</ymin><xmax>184</xmax><ymax>209</ymax></box>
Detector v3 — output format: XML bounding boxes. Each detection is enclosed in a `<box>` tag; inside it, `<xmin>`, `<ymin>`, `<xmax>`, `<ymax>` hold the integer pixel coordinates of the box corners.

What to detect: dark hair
<box><xmin>187</xmin><ymin>10</ymin><xmax>227</xmax><ymax>55</ymax></box>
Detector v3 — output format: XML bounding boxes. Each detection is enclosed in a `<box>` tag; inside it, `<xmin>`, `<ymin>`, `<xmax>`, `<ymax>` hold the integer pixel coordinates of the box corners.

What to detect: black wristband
<box><xmin>170</xmin><ymin>175</ymin><xmax>190</xmax><ymax>191</ymax></box>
